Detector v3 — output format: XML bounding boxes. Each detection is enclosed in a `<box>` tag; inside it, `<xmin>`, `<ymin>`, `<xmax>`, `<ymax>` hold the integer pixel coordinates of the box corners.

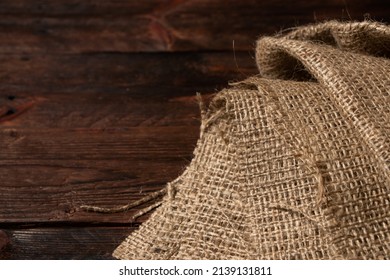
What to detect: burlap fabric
<box><xmin>113</xmin><ymin>21</ymin><xmax>390</xmax><ymax>259</ymax></box>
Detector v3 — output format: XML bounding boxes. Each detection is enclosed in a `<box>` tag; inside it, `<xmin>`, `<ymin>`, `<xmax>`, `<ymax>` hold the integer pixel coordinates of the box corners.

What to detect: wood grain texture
<box><xmin>0</xmin><ymin>127</ymin><xmax>198</xmax><ymax>223</ymax></box>
<box><xmin>0</xmin><ymin>51</ymin><xmax>256</xmax><ymax>96</ymax></box>
<box><xmin>0</xmin><ymin>51</ymin><xmax>256</xmax><ymax>134</ymax></box>
<box><xmin>0</xmin><ymin>52</ymin><xmax>256</xmax><ymax>224</ymax></box>
<box><xmin>0</xmin><ymin>0</ymin><xmax>387</xmax><ymax>53</ymax></box>
<box><xmin>0</xmin><ymin>227</ymin><xmax>137</xmax><ymax>259</ymax></box>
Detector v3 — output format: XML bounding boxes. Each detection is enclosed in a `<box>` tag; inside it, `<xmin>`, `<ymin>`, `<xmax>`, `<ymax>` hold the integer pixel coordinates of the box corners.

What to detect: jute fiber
<box><xmin>113</xmin><ymin>21</ymin><xmax>390</xmax><ymax>259</ymax></box>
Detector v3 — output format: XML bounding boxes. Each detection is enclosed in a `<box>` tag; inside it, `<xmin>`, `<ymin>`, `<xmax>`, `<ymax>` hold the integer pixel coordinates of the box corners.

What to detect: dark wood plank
<box><xmin>0</xmin><ymin>51</ymin><xmax>256</xmax><ymax>96</ymax></box>
<box><xmin>0</xmin><ymin>92</ymin><xmax>204</xmax><ymax>128</ymax></box>
<box><xmin>0</xmin><ymin>127</ymin><xmax>198</xmax><ymax>223</ymax></box>
<box><xmin>0</xmin><ymin>227</ymin><xmax>137</xmax><ymax>259</ymax></box>
<box><xmin>0</xmin><ymin>0</ymin><xmax>387</xmax><ymax>53</ymax></box>
<box><xmin>0</xmin><ymin>51</ymin><xmax>256</xmax><ymax>127</ymax></box>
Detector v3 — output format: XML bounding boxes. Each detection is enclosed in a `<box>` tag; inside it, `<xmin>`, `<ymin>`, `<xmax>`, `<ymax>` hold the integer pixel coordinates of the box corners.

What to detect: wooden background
<box><xmin>0</xmin><ymin>0</ymin><xmax>389</xmax><ymax>259</ymax></box>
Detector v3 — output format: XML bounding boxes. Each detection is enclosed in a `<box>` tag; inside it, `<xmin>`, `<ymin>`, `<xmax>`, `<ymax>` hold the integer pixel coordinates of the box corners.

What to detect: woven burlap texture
<box><xmin>113</xmin><ymin>21</ymin><xmax>390</xmax><ymax>260</ymax></box>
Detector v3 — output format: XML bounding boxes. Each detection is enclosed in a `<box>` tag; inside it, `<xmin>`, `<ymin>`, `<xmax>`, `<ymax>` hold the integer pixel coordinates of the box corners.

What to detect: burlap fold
<box><xmin>113</xmin><ymin>21</ymin><xmax>390</xmax><ymax>260</ymax></box>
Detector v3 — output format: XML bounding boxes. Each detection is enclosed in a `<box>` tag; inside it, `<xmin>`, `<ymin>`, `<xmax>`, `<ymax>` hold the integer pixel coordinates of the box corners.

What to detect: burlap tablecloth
<box><xmin>113</xmin><ymin>21</ymin><xmax>390</xmax><ymax>260</ymax></box>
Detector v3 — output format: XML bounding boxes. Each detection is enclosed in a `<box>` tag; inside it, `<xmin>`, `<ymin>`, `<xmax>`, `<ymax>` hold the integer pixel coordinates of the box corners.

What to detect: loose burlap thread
<box><xmin>113</xmin><ymin>21</ymin><xmax>390</xmax><ymax>260</ymax></box>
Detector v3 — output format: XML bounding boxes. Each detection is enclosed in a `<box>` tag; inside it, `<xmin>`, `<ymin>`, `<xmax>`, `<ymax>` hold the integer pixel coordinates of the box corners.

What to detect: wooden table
<box><xmin>0</xmin><ymin>0</ymin><xmax>388</xmax><ymax>259</ymax></box>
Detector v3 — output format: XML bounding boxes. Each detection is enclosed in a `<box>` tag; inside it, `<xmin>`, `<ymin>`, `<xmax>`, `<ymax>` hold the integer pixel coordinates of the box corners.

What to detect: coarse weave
<box><xmin>113</xmin><ymin>21</ymin><xmax>390</xmax><ymax>260</ymax></box>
